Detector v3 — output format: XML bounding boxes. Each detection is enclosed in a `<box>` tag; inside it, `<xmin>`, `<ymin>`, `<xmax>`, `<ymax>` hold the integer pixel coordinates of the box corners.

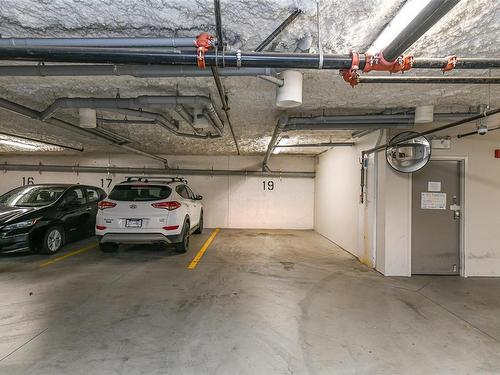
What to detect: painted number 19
<box><xmin>263</xmin><ymin>180</ymin><xmax>274</xmax><ymax>191</ymax></box>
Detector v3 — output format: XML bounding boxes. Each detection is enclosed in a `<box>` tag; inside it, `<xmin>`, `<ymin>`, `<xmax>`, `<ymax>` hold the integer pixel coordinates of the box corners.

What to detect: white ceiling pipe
<box><xmin>276</xmin><ymin>70</ymin><xmax>303</xmax><ymax>108</ymax></box>
<box><xmin>414</xmin><ymin>105</ymin><xmax>434</xmax><ymax>123</ymax></box>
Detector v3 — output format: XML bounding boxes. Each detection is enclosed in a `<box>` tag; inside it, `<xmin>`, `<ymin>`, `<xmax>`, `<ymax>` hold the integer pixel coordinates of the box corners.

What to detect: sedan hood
<box><xmin>0</xmin><ymin>205</ymin><xmax>40</xmax><ymax>224</ymax></box>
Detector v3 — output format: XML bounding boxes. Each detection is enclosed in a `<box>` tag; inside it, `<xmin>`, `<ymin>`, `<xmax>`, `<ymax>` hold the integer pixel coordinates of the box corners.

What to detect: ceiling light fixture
<box><xmin>0</xmin><ymin>138</ymin><xmax>39</xmax><ymax>150</ymax></box>
<box><xmin>366</xmin><ymin>0</ymin><xmax>432</xmax><ymax>55</ymax></box>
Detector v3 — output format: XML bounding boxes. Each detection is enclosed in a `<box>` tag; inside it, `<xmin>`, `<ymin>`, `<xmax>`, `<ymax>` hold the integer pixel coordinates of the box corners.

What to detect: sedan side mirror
<box><xmin>195</xmin><ymin>195</ymin><xmax>203</xmax><ymax>200</ymax></box>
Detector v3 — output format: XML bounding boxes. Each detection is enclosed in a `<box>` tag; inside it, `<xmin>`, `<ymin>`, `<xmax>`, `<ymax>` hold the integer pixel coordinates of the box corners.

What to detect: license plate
<box><xmin>125</xmin><ymin>219</ymin><xmax>142</xmax><ymax>228</ymax></box>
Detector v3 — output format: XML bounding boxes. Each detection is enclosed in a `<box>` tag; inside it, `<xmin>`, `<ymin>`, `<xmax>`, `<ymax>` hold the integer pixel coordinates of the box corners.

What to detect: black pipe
<box><xmin>0</xmin><ymin>46</ymin><xmax>361</xmax><ymax>70</ymax></box>
<box><xmin>0</xmin><ymin>131</ymin><xmax>84</xmax><ymax>152</ymax></box>
<box><xmin>362</xmin><ymin>108</ymin><xmax>500</xmax><ymax>155</ymax></box>
<box><xmin>0</xmin><ymin>46</ymin><xmax>498</xmax><ymax>71</ymax></box>
<box><xmin>358</xmin><ymin>76</ymin><xmax>500</xmax><ymax>84</ymax></box>
<box><xmin>214</xmin><ymin>0</ymin><xmax>224</xmax><ymax>48</ymax></box>
<box><xmin>412</xmin><ymin>57</ymin><xmax>500</xmax><ymax>70</ymax></box>
<box><xmin>254</xmin><ymin>9</ymin><xmax>302</xmax><ymax>52</ymax></box>
<box><xmin>210</xmin><ymin>66</ymin><xmax>240</xmax><ymax>155</ymax></box>
<box><xmin>457</xmin><ymin>125</ymin><xmax>500</xmax><ymax>139</ymax></box>
<box><xmin>383</xmin><ymin>0</ymin><xmax>460</xmax><ymax>61</ymax></box>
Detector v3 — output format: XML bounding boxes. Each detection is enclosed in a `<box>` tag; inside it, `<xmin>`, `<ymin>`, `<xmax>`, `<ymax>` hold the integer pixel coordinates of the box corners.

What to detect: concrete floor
<box><xmin>0</xmin><ymin>229</ymin><xmax>499</xmax><ymax>375</ymax></box>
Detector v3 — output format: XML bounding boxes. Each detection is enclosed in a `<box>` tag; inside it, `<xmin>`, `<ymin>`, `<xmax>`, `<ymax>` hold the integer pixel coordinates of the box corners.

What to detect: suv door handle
<box><xmin>86</xmin><ymin>207</ymin><xmax>92</xmax><ymax>211</ymax></box>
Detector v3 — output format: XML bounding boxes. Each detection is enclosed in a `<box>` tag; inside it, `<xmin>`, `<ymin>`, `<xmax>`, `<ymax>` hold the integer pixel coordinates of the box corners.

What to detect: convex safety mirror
<box><xmin>386</xmin><ymin>131</ymin><xmax>431</xmax><ymax>173</ymax></box>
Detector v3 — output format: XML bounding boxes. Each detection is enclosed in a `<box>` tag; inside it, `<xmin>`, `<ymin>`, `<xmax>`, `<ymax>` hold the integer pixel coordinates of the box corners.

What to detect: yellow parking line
<box><xmin>188</xmin><ymin>228</ymin><xmax>220</xmax><ymax>270</ymax></box>
<box><xmin>39</xmin><ymin>243</ymin><xmax>98</xmax><ymax>267</ymax></box>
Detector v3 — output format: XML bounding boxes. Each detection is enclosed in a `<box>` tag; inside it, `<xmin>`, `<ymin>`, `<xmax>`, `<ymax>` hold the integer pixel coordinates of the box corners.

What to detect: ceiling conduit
<box><xmin>0</xmin><ymin>65</ymin><xmax>280</xmax><ymax>78</ymax></box>
<box><xmin>0</xmin><ymin>163</ymin><xmax>315</xmax><ymax>179</ymax></box>
<box><xmin>39</xmin><ymin>96</ymin><xmax>225</xmax><ymax>138</ymax></box>
<box><xmin>0</xmin><ymin>37</ymin><xmax>198</xmax><ymax>49</ymax></box>
<box><xmin>0</xmin><ymin>97</ymin><xmax>169</xmax><ymax>164</ymax></box>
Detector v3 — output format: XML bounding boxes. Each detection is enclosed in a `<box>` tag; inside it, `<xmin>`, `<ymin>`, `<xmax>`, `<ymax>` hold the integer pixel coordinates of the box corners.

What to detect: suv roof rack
<box><xmin>123</xmin><ymin>176</ymin><xmax>188</xmax><ymax>184</ymax></box>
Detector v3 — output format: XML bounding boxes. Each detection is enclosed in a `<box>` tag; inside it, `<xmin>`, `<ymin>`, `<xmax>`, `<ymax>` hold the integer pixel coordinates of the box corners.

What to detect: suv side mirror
<box><xmin>195</xmin><ymin>195</ymin><xmax>203</xmax><ymax>200</ymax></box>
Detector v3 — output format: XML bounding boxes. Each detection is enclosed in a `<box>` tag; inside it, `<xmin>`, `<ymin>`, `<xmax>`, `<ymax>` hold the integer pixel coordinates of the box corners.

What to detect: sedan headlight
<box><xmin>3</xmin><ymin>218</ymin><xmax>41</xmax><ymax>230</ymax></box>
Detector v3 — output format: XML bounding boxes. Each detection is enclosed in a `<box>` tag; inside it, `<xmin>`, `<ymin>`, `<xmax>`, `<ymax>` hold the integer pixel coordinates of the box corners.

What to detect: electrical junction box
<box><xmin>495</xmin><ymin>149</ymin><xmax>500</xmax><ymax>158</ymax></box>
<box><xmin>431</xmin><ymin>138</ymin><xmax>451</xmax><ymax>149</ymax></box>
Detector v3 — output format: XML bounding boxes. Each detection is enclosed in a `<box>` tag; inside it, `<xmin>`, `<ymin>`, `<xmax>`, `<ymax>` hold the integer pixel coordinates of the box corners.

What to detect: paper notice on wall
<box><xmin>421</xmin><ymin>192</ymin><xmax>447</xmax><ymax>210</ymax></box>
<box><xmin>427</xmin><ymin>181</ymin><xmax>441</xmax><ymax>192</ymax></box>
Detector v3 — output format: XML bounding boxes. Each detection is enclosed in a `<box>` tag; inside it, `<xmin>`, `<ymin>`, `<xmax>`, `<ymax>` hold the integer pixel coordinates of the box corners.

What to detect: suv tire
<box><xmin>174</xmin><ymin>221</ymin><xmax>190</xmax><ymax>253</ymax></box>
<box><xmin>194</xmin><ymin>212</ymin><xmax>203</xmax><ymax>234</ymax></box>
<box><xmin>99</xmin><ymin>242</ymin><xmax>118</xmax><ymax>253</ymax></box>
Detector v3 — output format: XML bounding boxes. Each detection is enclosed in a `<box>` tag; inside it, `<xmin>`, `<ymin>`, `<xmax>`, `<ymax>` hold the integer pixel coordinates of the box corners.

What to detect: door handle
<box><xmin>450</xmin><ymin>195</ymin><xmax>460</xmax><ymax>221</ymax></box>
<box><xmin>86</xmin><ymin>207</ymin><xmax>92</xmax><ymax>211</ymax></box>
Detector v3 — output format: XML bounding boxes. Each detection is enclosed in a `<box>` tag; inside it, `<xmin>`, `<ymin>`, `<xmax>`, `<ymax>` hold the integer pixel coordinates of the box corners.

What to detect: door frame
<box><xmin>408</xmin><ymin>156</ymin><xmax>468</xmax><ymax>277</ymax></box>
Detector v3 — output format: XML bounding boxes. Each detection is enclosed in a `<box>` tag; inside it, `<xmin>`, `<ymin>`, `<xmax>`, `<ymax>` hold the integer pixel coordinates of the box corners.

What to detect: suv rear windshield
<box><xmin>108</xmin><ymin>185</ymin><xmax>172</xmax><ymax>202</ymax></box>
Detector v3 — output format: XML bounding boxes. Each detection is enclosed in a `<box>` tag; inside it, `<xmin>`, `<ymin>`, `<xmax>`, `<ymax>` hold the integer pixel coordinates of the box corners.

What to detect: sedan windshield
<box><xmin>0</xmin><ymin>186</ymin><xmax>66</xmax><ymax>207</ymax></box>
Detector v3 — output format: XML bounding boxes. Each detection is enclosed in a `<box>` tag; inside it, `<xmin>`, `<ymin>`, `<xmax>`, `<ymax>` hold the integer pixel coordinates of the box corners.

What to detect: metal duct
<box><xmin>0</xmin><ymin>162</ymin><xmax>315</xmax><ymax>179</ymax></box>
<box><xmin>0</xmin><ymin>97</ymin><xmax>169</xmax><ymax>164</ymax></box>
<box><xmin>275</xmin><ymin>142</ymin><xmax>354</xmax><ymax>148</ymax></box>
<box><xmin>40</xmin><ymin>95</ymin><xmax>225</xmax><ymax>138</ymax></box>
<box><xmin>262</xmin><ymin>115</ymin><xmax>288</xmax><ymax>171</ymax></box>
<box><xmin>362</xmin><ymin>108</ymin><xmax>500</xmax><ymax>156</ymax></box>
<box><xmin>0</xmin><ymin>37</ymin><xmax>196</xmax><ymax>48</ymax></box>
<box><xmin>0</xmin><ymin>65</ymin><xmax>279</xmax><ymax>78</ymax></box>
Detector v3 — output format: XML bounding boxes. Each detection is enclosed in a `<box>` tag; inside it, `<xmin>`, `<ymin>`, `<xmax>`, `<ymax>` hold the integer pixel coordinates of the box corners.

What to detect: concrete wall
<box><xmin>315</xmin><ymin>123</ymin><xmax>500</xmax><ymax>277</ymax></box>
<box><xmin>375</xmin><ymin>124</ymin><xmax>500</xmax><ymax>277</ymax></box>
<box><xmin>0</xmin><ymin>154</ymin><xmax>315</xmax><ymax>230</ymax></box>
<box><xmin>314</xmin><ymin>132</ymin><xmax>381</xmax><ymax>264</ymax></box>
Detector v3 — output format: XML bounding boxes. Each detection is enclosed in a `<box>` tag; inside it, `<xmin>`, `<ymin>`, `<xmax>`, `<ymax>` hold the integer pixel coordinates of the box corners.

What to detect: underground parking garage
<box><xmin>0</xmin><ymin>0</ymin><xmax>499</xmax><ymax>373</ymax></box>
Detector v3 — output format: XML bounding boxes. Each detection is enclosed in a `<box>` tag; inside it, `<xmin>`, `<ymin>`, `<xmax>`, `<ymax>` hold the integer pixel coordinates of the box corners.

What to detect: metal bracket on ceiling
<box><xmin>37</xmin><ymin>62</ymin><xmax>46</xmax><ymax>77</ymax></box>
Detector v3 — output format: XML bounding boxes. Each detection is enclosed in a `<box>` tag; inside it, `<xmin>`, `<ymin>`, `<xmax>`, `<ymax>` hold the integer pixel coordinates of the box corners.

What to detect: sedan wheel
<box><xmin>40</xmin><ymin>227</ymin><xmax>64</xmax><ymax>254</ymax></box>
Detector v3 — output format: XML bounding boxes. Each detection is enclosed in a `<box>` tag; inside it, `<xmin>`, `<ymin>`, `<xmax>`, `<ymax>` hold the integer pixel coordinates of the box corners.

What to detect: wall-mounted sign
<box><xmin>421</xmin><ymin>192</ymin><xmax>447</xmax><ymax>210</ymax></box>
<box><xmin>427</xmin><ymin>181</ymin><xmax>441</xmax><ymax>192</ymax></box>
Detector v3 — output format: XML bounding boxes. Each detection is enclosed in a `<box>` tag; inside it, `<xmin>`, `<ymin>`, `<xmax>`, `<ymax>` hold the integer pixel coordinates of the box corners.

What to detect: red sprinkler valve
<box><xmin>442</xmin><ymin>55</ymin><xmax>457</xmax><ymax>72</ymax></box>
<box><xmin>194</xmin><ymin>33</ymin><xmax>214</xmax><ymax>69</ymax></box>
<box><xmin>363</xmin><ymin>51</ymin><xmax>414</xmax><ymax>74</ymax></box>
<box><xmin>340</xmin><ymin>51</ymin><xmax>361</xmax><ymax>88</ymax></box>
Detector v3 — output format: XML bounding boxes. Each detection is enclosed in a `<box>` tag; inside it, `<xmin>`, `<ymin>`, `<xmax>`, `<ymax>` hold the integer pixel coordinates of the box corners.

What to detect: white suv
<box><xmin>95</xmin><ymin>177</ymin><xmax>203</xmax><ymax>253</ymax></box>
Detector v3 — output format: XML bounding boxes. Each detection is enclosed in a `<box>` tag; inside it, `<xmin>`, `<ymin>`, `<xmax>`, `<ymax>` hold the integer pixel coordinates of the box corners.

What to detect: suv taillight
<box><xmin>151</xmin><ymin>201</ymin><xmax>181</xmax><ymax>210</ymax></box>
<box><xmin>98</xmin><ymin>201</ymin><xmax>117</xmax><ymax>210</ymax></box>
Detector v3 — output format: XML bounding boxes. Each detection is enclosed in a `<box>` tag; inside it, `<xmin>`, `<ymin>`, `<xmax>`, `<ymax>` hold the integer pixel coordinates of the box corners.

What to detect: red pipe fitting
<box><xmin>442</xmin><ymin>55</ymin><xmax>457</xmax><ymax>72</ymax></box>
<box><xmin>363</xmin><ymin>51</ymin><xmax>414</xmax><ymax>74</ymax></box>
<box><xmin>340</xmin><ymin>51</ymin><xmax>361</xmax><ymax>87</ymax></box>
<box><xmin>194</xmin><ymin>33</ymin><xmax>214</xmax><ymax>69</ymax></box>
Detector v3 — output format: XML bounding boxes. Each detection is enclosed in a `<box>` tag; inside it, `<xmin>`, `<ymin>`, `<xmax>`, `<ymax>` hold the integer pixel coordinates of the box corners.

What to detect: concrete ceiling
<box><xmin>0</xmin><ymin>0</ymin><xmax>498</xmax><ymax>156</ymax></box>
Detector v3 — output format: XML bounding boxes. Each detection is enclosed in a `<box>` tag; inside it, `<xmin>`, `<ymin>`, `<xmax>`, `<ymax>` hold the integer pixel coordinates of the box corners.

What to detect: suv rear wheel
<box><xmin>194</xmin><ymin>212</ymin><xmax>203</xmax><ymax>234</ymax></box>
<box><xmin>99</xmin><ymin>242</ymin><xmax>118</xmax><ymax>253</ymax></box>
<box><xmin>174</xmin><ymin>221</ymin><xmax>190</xmax><ymax>253</ymax></box>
